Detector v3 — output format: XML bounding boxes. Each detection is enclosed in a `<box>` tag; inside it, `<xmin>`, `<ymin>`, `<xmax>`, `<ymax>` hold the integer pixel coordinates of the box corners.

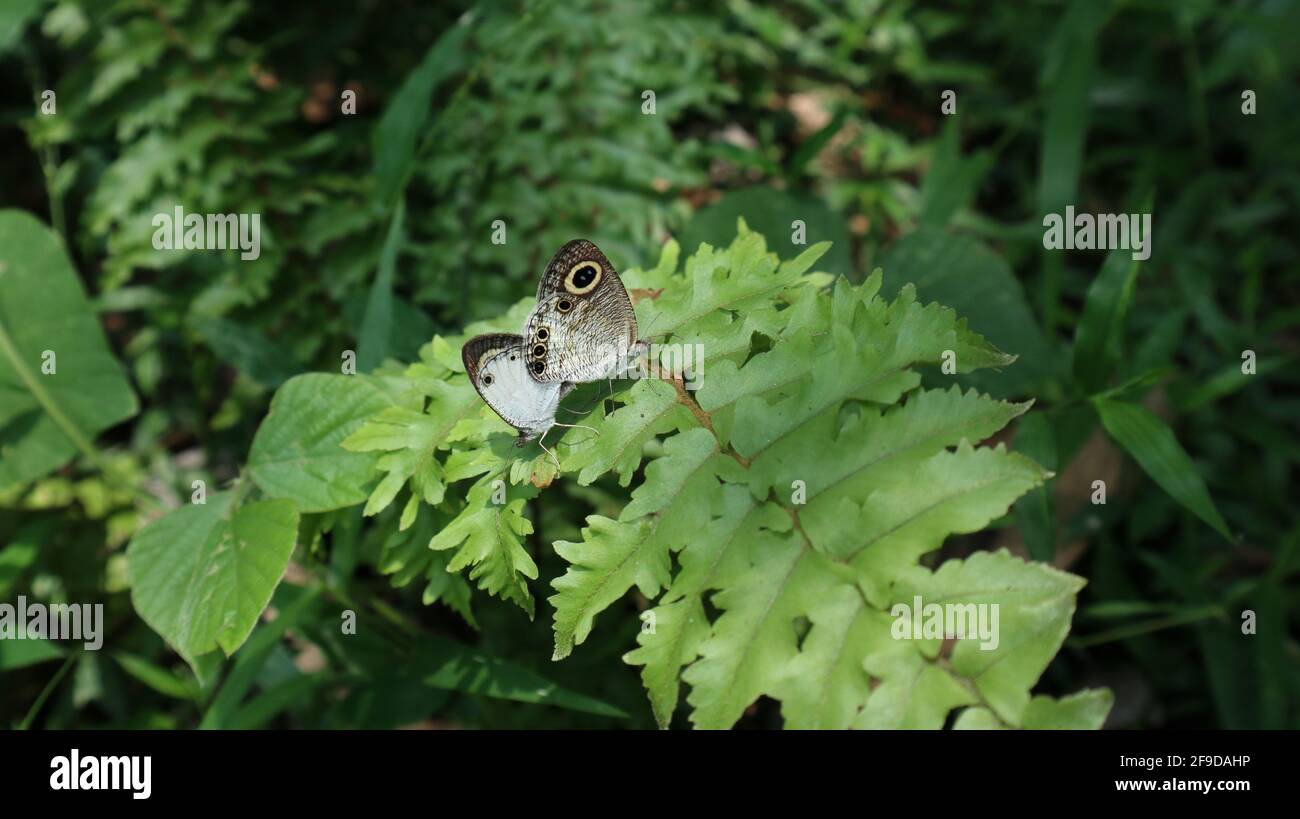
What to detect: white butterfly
<box><xmin>461</xmin><ymin>333</ymin><xmax>587</xmax><ymax>466</ymax></box>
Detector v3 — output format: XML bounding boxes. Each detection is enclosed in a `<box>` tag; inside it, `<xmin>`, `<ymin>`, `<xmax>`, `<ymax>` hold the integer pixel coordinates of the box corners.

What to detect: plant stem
<box><xmin>17</xmin><ymin>649</ymin><xmax>81</xmax><ymax>730</ymax></box>
<box><xmin>40</xmin><ymin>145</ymin><xmax>67</xmax><ymax>244</ymax></box>
<box><xmin>1071</xmin><ymin>605</ymin><xmax>1224</xmax><ymax>648</ymax></box>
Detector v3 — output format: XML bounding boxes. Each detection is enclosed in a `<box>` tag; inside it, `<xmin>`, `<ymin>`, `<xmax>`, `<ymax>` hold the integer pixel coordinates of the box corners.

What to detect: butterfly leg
<box><xmin>536</xmin><ymin>426</ymin><xmax>561</xmax><ymax>469</ymax></box>
<box><xmin>603</xmin><ymin>377</ymin><xmax>615</xmax><ymax>414</ymax></box>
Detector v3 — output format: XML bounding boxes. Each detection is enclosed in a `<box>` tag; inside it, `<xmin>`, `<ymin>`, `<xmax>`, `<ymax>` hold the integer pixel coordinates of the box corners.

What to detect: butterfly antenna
<box><xmin>640</xmin><ymin>306</ymin><xmax>671</xmax><ymax>343</ymax></box>
<box><xmin>553</xmin><ymin>421</ymin><xmax>599</xmax><ymax>437</ymax></box>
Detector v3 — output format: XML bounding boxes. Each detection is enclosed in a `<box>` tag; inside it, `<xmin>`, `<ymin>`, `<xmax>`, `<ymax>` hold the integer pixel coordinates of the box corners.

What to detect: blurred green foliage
<box><xmin>0</xmin><ymin>0</ymin><xmax>1296</xmax><ymax>729</ymax></box>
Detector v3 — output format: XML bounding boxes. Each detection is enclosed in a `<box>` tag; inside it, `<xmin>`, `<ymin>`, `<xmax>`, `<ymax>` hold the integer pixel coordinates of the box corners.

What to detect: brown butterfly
<box><xmin>521</xmin><ymin>240</ymin><xmax>643</xmax><ymax>384</ymax></box>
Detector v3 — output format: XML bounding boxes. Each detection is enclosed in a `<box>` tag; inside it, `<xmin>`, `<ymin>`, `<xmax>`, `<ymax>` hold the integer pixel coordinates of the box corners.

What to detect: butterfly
<box><xmin>461</xmin><ymin>332</ymin><xmax>588</xmax><ymax>466</ymax></box>
<box><xmin>521</xmin><ymin>239</ymin><xmax>644</xmax><ymax>385</ymax></box>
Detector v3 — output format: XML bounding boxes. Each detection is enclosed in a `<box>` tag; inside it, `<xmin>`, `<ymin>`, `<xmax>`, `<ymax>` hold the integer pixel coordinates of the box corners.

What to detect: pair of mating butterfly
<box><xmin>461</xmin><ymin>239</ymin><xmax>645</xmax><ymax>465</ymax></box>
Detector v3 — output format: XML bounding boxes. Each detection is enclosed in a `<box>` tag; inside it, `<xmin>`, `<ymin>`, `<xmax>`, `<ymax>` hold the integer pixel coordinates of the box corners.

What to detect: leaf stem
<box><xmin>17</xmin><ymin>648</ymin><xmax>81</xmax><ymax>730</ymax></box>
<box><xmin>669</xmin><ymin>376</ymin><xmax>749</xmax><ymax>467</ymax></box>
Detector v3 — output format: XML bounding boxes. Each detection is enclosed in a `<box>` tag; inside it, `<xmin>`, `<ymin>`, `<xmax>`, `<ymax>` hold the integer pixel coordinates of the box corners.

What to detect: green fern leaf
<box><xmin>622</xmin><ymin>595</ymin><xmax>711</xmax><ymax>727</ymax></box>
<box><xmin>340</xmin><ymin>378</ymin><xmax>481</xmax><ymax>517</ymax></box>
<box><xmin>955</xmin><ymin>689</ymin><xmax>1114</xmax><ymax>730</ymax></box>
<box><xmin>742</xmin><ymin>385</ymin><xmax>1029</xmax><ymax>500</ymax></box>
<box><xmin>551</xmin><ymin>427</ymin><xmax>726</xmax><ymax>659</ymax></box>
<box><xmin>562</xmin><ymin>379</ymin><xmax>697</xmax><ymax>486</ymax></box>
<box><xmin>376</xmin><ymin>506</ymin><xmax>476</xmax><ymax>627</ymax></box>
<box><xmin>633</xmin><ymin>227</ymin><xmax>830</xmax><ymax>342</ymax></box>
<box><xmin>428</xmin><ymin>477</ymin><xmax>539</xmax><ymax>618</ymax></box>
<box><xmin>846</xmin><ymin>444</ymin><xmax>1048</xmax><ymax>603</ymax></box>
<box><xmin>888</xmin><ymin>549</ymin><xmax>1085</xmax><ymax>724</ymax></box>
<box><xmin>775</xmin><ymin>587</ymin><xmax>887</xmax><ymax>729</ymax></box>
<box><xmin>325</xmin><ymin>228</ymin><xmax>1108</xmax><ymax>731</ymax></box>
<box><xmin>682</xmin><ymin>526</ymin><xmax>838</xmax><ymax>729</ymax></box>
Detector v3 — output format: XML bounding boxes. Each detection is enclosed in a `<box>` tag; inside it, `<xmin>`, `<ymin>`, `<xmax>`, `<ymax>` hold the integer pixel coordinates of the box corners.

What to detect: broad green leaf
<box><xmin>661</xmin><ymin>487</ymin><xmax>776</xmax><ymax>606</ymax></box>
<box><xmin>634</xmin><ymin>227</ymin><xmax>830</xmax><ymax>344</ymax></box>
<box><xmin>623</xmin><ymin>595</ymin><xmax>710</xmax><ymax>728</ymax></box>
<box><xmin>683</xmin><ymin>532</ymin><xmax>845</xmax><ymax>729</ymax></box>
<box><xmin>956</xmin><ymin>690</ymin><xmax>1114</xmax><ymax>729</ymax></box>
<box><xmin>952</xmin><ymin>708</ymin><xmax>1006</xmax><ymax>730</ymax></box>
<box><xmin>777</xmin><ymin>513</ymin><xmax>1075</xmax><ymax>731</ymax></box>
<box><xmin>625</xmin><ymin>487</ymin><xmax>776</xmax><ymax>727</ymax></box>
<box><xmin>709</xmin><ymin>277</ymin><xmax>1014</xmax><ymax>459</ymax></box>
<box><xmin>694</xmin><ymin>326</ymin><xmax>824</xmax><ymax>420</ymax></box>
<box><xmin>855</xmin><ymin>642</ymin><xmax>976</xmax><ymax>729</ymax></box>
<box><xmin>0</xmin><ymin>210</ymin><xmax>138</xmax><ymax>490</ymax></box>
<box><xmin>747</xmin><ymin>385</ymin><xmax>1030</xmax><ymax>517</ymax></box>
<box><xmin>682</xmin><ymin>530</ymin><xmax>789</xmax><ymax>728</ymax></box>
<box><xmin>1093</xmin><ymin>397</ymin><xmax>1231</xmax><ymax>539</ymax></box>
<box><xmin>620</xmin><ymin>427</ymin><xmax>724</xmax><ymax>521</ymax></box>
<box><xmin>341</xmin><ymin>378</ymin><xmax>483</xmax><ymax>517</ymax></box>
<box><xmin>248</xmin><ymin>373</ymin><xmax>418</xmax><ymax>513</ymax></box>
<box><xmin>776</xmin><ymin>586</ymin><xmax>888</xmax><ymax>729</ymax></box>
<box><xmin>128</xmin><ymin>492</ymin><xmax>300</xmax><ymax>667</ymax></box>
<box><xmin>199</xmin><ymin>584</ymin><xmax>321</xmax><ymax>729</ymax></box>
<box><xmin>550</xmin><ymin>516</ymin><xmax>659</xmax><ymax>660</ymax></box>
<box><xmin>1023</xmin><ymin>689</ymin><xmax>1114</xmax><ymax>729</ymax></box>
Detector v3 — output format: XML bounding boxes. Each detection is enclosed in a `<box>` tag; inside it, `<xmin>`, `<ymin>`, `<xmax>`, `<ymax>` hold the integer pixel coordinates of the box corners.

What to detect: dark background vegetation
<box><xmin>0</xmin><ymin>0</ymin><xmax>1296</xmax><ymax>729</ymax></box>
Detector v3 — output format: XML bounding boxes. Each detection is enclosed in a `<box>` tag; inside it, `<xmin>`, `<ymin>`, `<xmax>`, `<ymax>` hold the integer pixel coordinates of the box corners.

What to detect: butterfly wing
<box><xmin>523</xmin><ymin>239</ymin><xmax>638</xmax><ymax>383</ymax></box>
<box><xmin>462</xmin><ymin>333</ymin><xmax>563</xmax><ymax>440</ymax></box>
